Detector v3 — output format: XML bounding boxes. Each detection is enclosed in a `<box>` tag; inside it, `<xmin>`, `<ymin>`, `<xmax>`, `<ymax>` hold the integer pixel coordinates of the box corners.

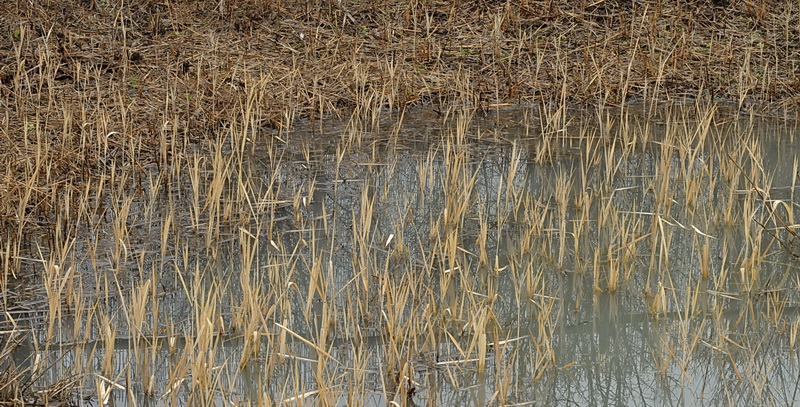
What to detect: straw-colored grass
<box><xmin>2</xmin><ymin>0</ymin><xmax>800</xmax><ymax>405</ymax></box>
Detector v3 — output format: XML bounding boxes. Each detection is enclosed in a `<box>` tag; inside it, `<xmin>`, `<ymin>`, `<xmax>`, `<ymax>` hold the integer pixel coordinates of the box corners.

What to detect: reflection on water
<box><xmin>4</xmin><ymin>105</ymin><xmax>800</xmax><ymax>406</ymax></box>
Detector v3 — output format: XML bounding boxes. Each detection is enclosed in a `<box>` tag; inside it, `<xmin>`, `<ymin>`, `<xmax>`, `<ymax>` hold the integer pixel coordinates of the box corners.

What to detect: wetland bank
<box><xmin>2</xmin><ymin>1</ymin><xmax>800</xmax><ymax>406</ymax></box>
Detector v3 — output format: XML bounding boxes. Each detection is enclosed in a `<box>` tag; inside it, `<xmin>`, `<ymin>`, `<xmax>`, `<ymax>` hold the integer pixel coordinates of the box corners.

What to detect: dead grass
<box><xmin>2</xmin><ymin>0</ymin><xmax>800</xmax><ymax>246</ymax></box>
<box><xmin>1</xmin><ymin>1</ymin><xmax>800</xmax><ymax>406</ymax></box>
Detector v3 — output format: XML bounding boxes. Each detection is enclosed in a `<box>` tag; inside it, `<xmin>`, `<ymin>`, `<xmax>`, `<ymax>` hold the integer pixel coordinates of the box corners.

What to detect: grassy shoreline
<box><xmin>2</xmin><ymin>1</ymin><xmax>800</xmax><ymax>405</ymax></box>
<box><xmin>4</xmin><ymin>1</ymin><xmax>800</xmax><ymax>116</ymax></box>
<box><xmin>2</xmin><ymin>0</ymin><xmax>799</xmax><ymax>215</ymax></box>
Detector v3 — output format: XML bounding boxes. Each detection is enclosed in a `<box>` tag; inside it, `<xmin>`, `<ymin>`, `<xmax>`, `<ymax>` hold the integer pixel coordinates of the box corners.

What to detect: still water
<box><xmin>4</xmin><ymin>104</ymin><xmax>800</xmax><ymax>406</ymax></box>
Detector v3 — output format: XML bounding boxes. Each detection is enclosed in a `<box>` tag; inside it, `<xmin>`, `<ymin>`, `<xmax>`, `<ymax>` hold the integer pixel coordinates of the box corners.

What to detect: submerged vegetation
<box><xmin>1</xmin><ymin>0</ymin><xmax>800</xmax><ymax>405</ymax></box>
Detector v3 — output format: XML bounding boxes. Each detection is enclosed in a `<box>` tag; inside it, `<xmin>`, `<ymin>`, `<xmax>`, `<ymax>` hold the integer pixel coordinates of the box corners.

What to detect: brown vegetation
<box><xmin>1</xmin><ymin>1</ymin><xmax>800</xmax><ymax>405</ymax></box>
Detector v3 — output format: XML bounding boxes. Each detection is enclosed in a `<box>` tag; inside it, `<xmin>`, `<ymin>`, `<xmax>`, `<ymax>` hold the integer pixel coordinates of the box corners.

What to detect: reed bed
<box><xmin>1</xmin><ymin>99</ymin><xmax>798</xmax><ymax>405</ymax></box>
<box><xmin>2</xmin><ymin>0</ymin><xmax>800</xmax><ymax>406</ymax></box>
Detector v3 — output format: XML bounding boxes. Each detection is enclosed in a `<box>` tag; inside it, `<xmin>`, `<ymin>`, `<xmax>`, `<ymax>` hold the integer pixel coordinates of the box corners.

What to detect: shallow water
<box><xmin>4</xmin><ymin>104</ymin><xmax>800</xmax><ymax>406</ymax></box>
